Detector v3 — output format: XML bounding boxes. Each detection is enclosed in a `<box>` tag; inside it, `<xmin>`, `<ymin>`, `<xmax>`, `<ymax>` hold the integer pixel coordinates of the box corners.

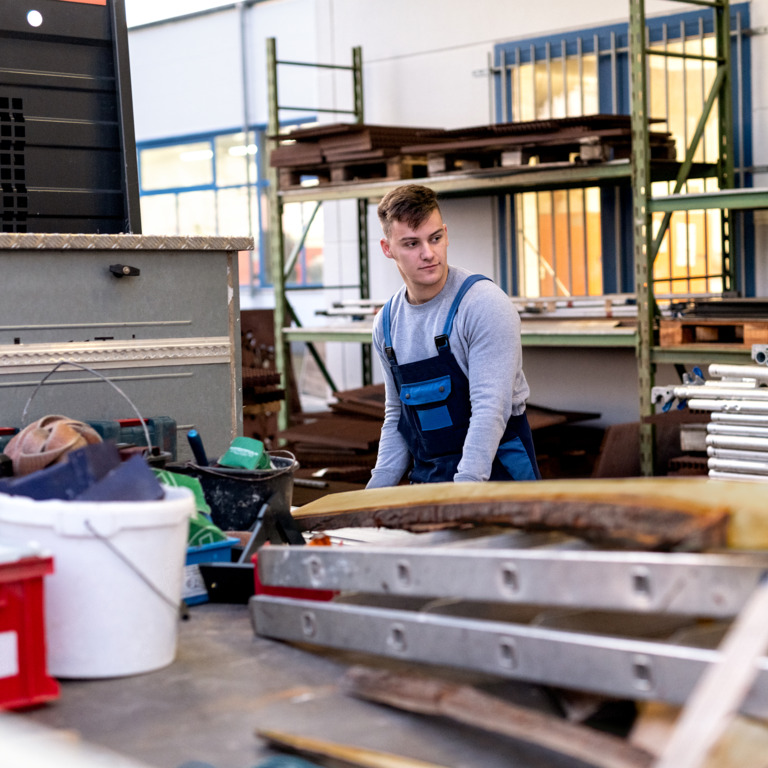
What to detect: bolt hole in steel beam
<box><xmin>306</xmin><ymin>555</ymin><xmax>324</xmax><ymax>586</ymax></box>
<box><xmin>498</xmin><ymin>637</ymin><xmax>518</xmax><ymax>669</ymax></box>
<box><xmin>633</xmin><ymin>654</ymin><xmax>654</xmax><ymax>692</ymax></box>
<box><xmin>396</xmin><ymin>561</ymin><xmax>411</xmax><ymax>588</ymax></box>
<box><xmin>632</xmin><ymin>566</ymin><xmax>653</xmax><ymax>601</ymax></box>
<box><xmin>387</xmin><ymin>624</ymin><xmax>407</xmax><ymax>654</ymax></box>
<box><xmin>27</xmin><ymin>10</ymin><xmax>43</xmax><ymax>27</ymax></box>
<box><xmin>301</xmin><ymin>611</ymin><xmax>317</xmax><ymax>638</ymax></box>
<box><xmin>500</xmin><ymin>563</ymin><xmax>520</xmax><ymax>594</ymax></box>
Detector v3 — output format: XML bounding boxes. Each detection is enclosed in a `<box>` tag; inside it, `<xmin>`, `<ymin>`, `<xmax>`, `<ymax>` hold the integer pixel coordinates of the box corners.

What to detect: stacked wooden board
<box><xmin>276</xmin><ymin>384</ymin><xmax>602</xmax><ymax>487</ymax></box>
<box><xmin>275</xmin><ymin>384</ymin><xmax>385</xmax><ymax>484</ymax></box>
<box><xmin>271</xmin><ymin>116</ymin><xmax>677</xmax><ymax>189</ymax></box>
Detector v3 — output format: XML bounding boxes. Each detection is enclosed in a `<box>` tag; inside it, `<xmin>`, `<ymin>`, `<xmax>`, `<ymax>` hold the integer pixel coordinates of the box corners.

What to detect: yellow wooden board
<box><xmin>291</xmin><ymin>477</ymin><xmax>768</xmax><ymax>550</ymax></box>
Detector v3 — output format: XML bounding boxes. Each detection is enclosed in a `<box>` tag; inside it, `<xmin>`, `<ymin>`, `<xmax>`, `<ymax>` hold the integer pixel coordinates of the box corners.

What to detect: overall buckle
<box><xmin>434</xmin><ymin>334</ymin><xmax>450</xmax><ymax>351</ymax></box>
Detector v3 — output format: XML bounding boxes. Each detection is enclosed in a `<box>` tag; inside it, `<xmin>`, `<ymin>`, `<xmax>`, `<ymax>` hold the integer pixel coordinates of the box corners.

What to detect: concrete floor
<box><xmin>20</xmin><ymin>602</ymin><xmax>598</xmax><ymax>768</ymax></box>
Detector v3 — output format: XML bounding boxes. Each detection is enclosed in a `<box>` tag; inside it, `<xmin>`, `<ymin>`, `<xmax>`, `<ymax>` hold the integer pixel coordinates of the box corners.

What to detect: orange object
<box><xmin>4</xmin><ymin>416</ymin><xmax>102</xmax><ymax>477</ymax></box>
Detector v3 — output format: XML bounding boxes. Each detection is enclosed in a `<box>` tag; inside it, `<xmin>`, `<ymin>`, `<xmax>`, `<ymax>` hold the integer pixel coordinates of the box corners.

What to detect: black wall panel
<box><xmin>0</xmin><ymin>0</ymin><xmax>141</xmax><ymax>233</ymax></box>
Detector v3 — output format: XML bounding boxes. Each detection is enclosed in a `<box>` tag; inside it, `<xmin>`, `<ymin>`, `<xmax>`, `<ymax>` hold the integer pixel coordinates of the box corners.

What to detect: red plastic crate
<box><xmin>0</xmin><ymin>545</ymin><xmax>59</xmax><ymax>710</ymax></box>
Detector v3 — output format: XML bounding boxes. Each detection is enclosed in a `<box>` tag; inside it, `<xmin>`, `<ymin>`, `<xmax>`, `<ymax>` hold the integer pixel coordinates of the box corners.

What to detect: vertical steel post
<box><xmin>629</xmin><ymin>0</ymin><xmax>657</xmax><ymax>475</ymax></box>
<box><xmin>716</xmin><ymin>0</ymin><xmax>736</xmax><ymax>292</ymax></box>
<box><xmin>352</xmin><ymin>45</ymin><xmax>373</xmax><ymax>386</ymax></box>
<box><xmin>266</xmin><ymin>38</ymin><xmax>290</xmax><ymax>431</ymax></box>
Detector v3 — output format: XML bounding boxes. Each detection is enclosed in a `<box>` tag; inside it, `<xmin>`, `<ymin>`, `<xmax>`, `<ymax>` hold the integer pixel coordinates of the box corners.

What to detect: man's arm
<box><xmin>453</xmin><ymin>282</ymin><xmax>527</xmax><ymax>482</ymax></box>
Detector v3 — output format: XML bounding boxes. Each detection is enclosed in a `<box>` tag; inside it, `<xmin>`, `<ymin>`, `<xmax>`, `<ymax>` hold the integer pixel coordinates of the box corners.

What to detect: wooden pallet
<box><xmin>659</xmin><ymin>318</ymin><xmax>768</xmax><ymax>347</ymax></box>
<box><xmin>272</xmin><ymin>118</ymin><xmax>676</xmax><ymax>185</ymax></box>
<box><xmin>278</xmin><ymin>154</ymin><xmax>428</xmax><ymax>189</ymax></box>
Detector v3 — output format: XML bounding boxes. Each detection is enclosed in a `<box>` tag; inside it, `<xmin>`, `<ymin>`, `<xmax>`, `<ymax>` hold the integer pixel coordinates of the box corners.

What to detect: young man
<box><xmin>366</xmin><ymin>184</ymin><xmax>540</xmax><ymax>488</ymax></box>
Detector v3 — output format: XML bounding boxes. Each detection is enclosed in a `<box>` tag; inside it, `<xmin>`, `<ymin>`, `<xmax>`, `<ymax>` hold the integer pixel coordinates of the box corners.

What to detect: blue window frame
<box><xmin>137</xmin><ymin>122</ymin><xmax>323</xmax><ymax>291</ymax></box>
<box><xmin>493</xmin><ymin>2</ymin><xmax>753</xmax><ymax>299</ymax></box>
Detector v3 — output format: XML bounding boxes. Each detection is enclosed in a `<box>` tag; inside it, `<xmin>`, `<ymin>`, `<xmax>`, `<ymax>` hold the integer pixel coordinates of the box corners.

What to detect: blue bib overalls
<box><xmin>382</xmin><ymin>274</ymin><xmax>541</xmax><ymax>484</ymax></box>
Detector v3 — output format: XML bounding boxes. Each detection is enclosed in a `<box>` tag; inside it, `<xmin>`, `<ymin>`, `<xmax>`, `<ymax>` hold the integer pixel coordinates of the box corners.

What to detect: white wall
<box><xmin>130</xmin><ymin>9</ymin><xmax>244</xmax><ymax>138</ymax></box>
<box><xmin>129</xmin><ymin>0</ymin><xmax>320</xmax><ymax>140</ymax></box>
<box><xmin>127</xmin><ymin>0</ymin><xmax>768</xmax><ymax>425</ymax></box>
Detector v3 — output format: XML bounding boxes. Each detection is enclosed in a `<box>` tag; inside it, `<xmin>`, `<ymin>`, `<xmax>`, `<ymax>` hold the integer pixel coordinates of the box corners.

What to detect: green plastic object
<box><xmin>187</xmin><ymin>510</ymin><xmax>228</xmax><ymax>547</ymax></box>
<box><xmin>153</xmin><ymin>468</ymin><xmax>211</xmax><ymax>514</ymax></box>
<box><xmin>154</xmin><ymin>468</ymin><xmax>227</xmax><ymax>545</ymax></box>
<box><xmin>218</xmin><ymin>436</ymin><xmax>271</xmax><ymax>470</ymax></box>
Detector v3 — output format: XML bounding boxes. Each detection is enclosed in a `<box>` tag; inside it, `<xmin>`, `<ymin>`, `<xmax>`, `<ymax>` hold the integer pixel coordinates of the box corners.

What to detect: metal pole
<box><xmin>717</xmin><ymin>0</ymin><xmax>736</xmax><ymax>292</ymax></box>
<box><xmin>266</xmin><ymin>37</ymin><xmax>290</xmax><ymax>431</ymax></box>
<box><xmin>351</xmin><ymin>45</ymin><xmax>372</xmax><ymax>387</ymax></box>
<box><xmin>630</xmin><ymin>0</ymin><xmax>657</xmax><ymax>475</ymax></box>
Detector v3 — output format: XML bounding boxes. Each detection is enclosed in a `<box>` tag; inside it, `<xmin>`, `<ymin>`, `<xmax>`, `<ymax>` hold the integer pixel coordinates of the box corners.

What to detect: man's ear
<box><xmin>381</xmin><ymin>237</ymin><xmax>393</xmax><ymax>259</ymax></box>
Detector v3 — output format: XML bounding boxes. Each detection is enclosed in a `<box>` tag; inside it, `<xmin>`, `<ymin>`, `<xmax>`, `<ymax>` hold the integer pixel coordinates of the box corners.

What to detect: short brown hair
<box><xmin>377</xmin><ymin>184</ymin><xmax>441</xmax><ymax>239</ymax></box>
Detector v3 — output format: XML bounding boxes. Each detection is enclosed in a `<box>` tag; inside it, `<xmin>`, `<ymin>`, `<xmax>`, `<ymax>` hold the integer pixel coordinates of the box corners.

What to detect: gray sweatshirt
<box><xmin>367</xmin><ymin>265</ymin><xmax>530</xmax><ymax>488</ymax></box>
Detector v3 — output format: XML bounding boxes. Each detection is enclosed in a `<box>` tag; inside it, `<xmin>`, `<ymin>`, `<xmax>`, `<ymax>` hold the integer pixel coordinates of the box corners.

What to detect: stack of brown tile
<box><xmin>240</xmin><ymin>309</ymin><xmax>295</xmax><ymax>447</ymax></box>
<box><xmin>402</xmin><ymin>115</ymin><xmax>676</xmax><ymax>173</ymax></box>
<box><xmin>275</xmin><ymin>383</ymin><xmax>385</xmax><ymax>485</ymax></box>
<box><xmin>271</xmin><ymin>123</ymin><xmax>438</xmax><ymax>188</ymax></box>
<box><xmin>271</xmin><ymin>116</ymin><xmax>676</xmax><ymax>188</ymax></box>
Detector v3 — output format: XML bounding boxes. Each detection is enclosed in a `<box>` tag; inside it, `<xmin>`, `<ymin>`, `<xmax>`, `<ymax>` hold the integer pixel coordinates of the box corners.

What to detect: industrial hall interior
<box><xmin>5</xmin><ymin>0</ymin><xmax>768</xmax><ymax>767</ymax></box>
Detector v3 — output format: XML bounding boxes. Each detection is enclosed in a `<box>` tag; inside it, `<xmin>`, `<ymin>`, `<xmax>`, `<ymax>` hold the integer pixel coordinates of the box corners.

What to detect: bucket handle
<box><xmin>21</xmin><ymin>360</ymin><xmax>153</xmax><ymax>453</ymax></box>
<box><xmin>187</xmin><ymin>449</ymin><xmax>298</xmax><ymax>480</ymax></box>
<box><xmin>84</xmin><ymin>519</ymin><xmax>185</xmax><ymax>617</ymax></box>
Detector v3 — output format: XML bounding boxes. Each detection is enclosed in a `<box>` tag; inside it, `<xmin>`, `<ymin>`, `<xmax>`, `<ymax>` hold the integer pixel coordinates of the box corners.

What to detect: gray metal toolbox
<box><xmin>0</xmin><ymin>233</ymin><xmax>251</xmax><ymax>462</ymax></box>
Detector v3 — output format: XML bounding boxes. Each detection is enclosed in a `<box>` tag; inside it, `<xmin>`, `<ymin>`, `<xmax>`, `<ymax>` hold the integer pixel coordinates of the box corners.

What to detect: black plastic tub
<box><xmin>166</xmin><ymin>451</ymin><xmax>297</xmax><ymax>532</ymax></box>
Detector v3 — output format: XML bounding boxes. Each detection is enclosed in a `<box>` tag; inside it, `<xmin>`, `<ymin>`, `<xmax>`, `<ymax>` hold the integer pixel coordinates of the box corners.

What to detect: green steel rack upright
<box><xmin>266</xmin><ymin>38</ymin><xmax>366</xmax><ymax>431</ymax></box>
<box><xmin>266</xmin><ymin>6</ymin><xmax>768</xmax><ymax>454</ymax></box>
<box><xmin>630</xmin><ymin>0</ymin><xmax>768</xmax><ymax>475</ymax></box>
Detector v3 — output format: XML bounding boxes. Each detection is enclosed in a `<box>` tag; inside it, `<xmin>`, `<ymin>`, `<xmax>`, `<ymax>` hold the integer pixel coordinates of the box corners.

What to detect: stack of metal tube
<box><xmin>652</xmin><ymin>346</ymin><xmax>768</xmax><ymax>481</ymax></box>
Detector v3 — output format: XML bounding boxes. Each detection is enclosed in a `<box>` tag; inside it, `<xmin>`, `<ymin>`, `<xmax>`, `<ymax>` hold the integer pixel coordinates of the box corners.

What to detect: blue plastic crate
<box><xmin>183</xmin><ymin>538</ymin><xmax>238</xmax><ymax>605</ymax></box>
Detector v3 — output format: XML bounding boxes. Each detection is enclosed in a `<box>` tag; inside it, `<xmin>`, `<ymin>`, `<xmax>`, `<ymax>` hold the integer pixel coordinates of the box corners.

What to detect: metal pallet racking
<box><xmin>630</xmin><ymin>0</ymin><xmax>768</xmax><ymax>474</ymax></box>
<box><xmin>267</xmin><ymin>5</ymin><xmax>768</xmax><ymax>470</ymax></box>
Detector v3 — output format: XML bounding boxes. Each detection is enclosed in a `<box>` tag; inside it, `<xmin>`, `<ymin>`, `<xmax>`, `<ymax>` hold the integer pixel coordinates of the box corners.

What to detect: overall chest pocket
<box><xmin>400</xmin><ymin>375</ymin><xmax>453</xmax><ymax>432</ymax></box>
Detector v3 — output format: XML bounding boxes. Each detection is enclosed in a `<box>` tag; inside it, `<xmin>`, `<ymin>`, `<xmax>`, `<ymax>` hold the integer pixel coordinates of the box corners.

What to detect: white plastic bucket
<box><xmin>0</xmin><ymin>486</ymin><xmax>194</xmax><ymax>679</ymax></box>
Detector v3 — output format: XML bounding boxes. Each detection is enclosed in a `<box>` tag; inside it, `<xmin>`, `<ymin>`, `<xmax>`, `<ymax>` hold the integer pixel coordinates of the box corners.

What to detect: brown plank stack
<box><xmin>276</xmin><ymin>383</ymin><xmax>385</xmax><ymax>487</ymax></box>
<box><xmin>270</xmin><ymin>123</ymin><xmax>437</xmax><ymax>188</ymax></box>
<box><xmin>240</xmin><ymin>309</ymin><xmax>294</xmax><ymax>446</ymax></box>
<box><xmin>271</xmin><ymin>116</ymin><xmax>676</xmax><ymax>188</ymax></box>
<box><xmin>402</xmin><ymin>115</ymin><xmax>675</xmax><ymax>173</ymax></box>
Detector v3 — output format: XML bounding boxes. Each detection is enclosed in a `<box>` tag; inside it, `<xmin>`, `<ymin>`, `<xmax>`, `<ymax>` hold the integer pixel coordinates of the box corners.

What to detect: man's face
<box><xmin>381</xmin><ymin>208</ymin><xmax>449</xmax><ymax>304</ymax></box>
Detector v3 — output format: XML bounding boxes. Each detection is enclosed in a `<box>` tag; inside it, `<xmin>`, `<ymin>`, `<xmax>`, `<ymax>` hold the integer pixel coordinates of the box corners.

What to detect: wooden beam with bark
<box><xmin>288</xmin><ymin>477</ymin><xmax>763</xmax><ymax>551</ymax></box>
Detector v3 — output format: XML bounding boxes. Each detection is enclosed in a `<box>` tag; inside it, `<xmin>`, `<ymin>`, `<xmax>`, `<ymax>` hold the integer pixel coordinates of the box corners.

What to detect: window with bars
<box><xmin>494</xmin><ymin>3</ymin><xmax>751</xmax><ymax>300</ymax></box>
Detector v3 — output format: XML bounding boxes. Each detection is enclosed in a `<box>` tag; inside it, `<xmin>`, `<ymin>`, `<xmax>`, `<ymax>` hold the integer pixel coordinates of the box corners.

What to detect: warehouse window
<box><xmin>494</xmin><ymin>3</ymin><xmax>751</xmax><ymax>300</ymax></box>
<box><xmin>137</xmin><ymin>128</ymin><xmax>323</xmax><ymax>291</ymax></box>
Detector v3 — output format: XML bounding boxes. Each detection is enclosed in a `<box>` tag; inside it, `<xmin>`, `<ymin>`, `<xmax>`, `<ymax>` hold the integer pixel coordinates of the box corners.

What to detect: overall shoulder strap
<box><xmin>382</xmin><ymin>298</ymin><xmax>397</xmax><ymax>364</ymax></box>
<box><xmin>440</xmin><ymin>274</ymin><xmax>491</xmax><ymax>338</ymax></box>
